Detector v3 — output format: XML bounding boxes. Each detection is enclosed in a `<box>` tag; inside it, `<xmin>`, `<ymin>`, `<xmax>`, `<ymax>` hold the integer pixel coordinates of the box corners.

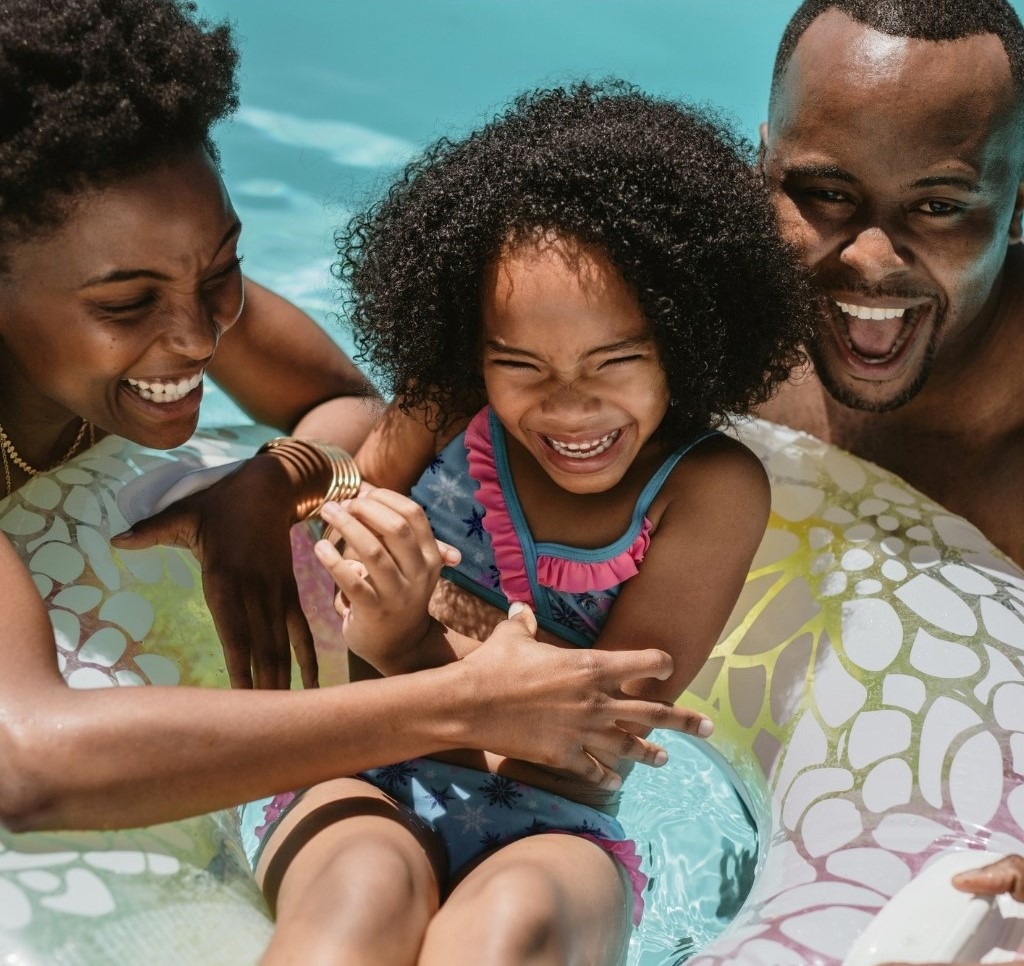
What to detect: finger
<box><xmin>590</xmin><ymin>647</ymin><xmax>676</xmax><ymax>686</ymax></box>
<box><xmin>953</xmin><ymin>856</ymin><xmax>1024</xmax><ymax>901</ymax></box>
<box><xmin>435</xmin><ymin>538</ymin><xmax>461</xmax><ymax>566</ymax></box>
<box><xmin>110</xmin><ymin>503</ymin><xmax>195</xmax><ymax>550</ymax></box>
<box><xmin>505</xmin><ymin>600</ymin><xmax>539</xmax><ymax>636</ymax></box>
<box><xmin>612</xmin><ymin>700</ymin><xmax>714</xmax><ymax>738</ymax></box>
<box><xmin>318</xmin><ymin>506</ymin><xmax>406</xmax><ymax>596</ymax></box>
<box><xmin>332</xmin><ymin>557</ymin><xmax>382</xmax><ymax>611</ymax></box>
<box><xmin>334</xmin><ymin>493</ymin><xmax>442</xmax><ymax>578</ymax></box>
<box><xmin>248</xmin><ymin>593</ymin><xmax>293</xmax><ymax>691</ymax></box>
<box><xmin>555</xmin><ymin>749</ymin><xmax>624</xmax><ymax>791</ymax></box>
<box><xmin>286</xmin><ymin>599</ymin><xmax>319</xmax><ymax>690</ymax></box>
<box><xmin>202</xmin><ymin>574</ymin><xmax>254</xmax><ymax>689</ymax></box>
<box><xmin>584</xmin><ymin>731</ymin><xmax>670</xmax><ymax>769</ymax></box>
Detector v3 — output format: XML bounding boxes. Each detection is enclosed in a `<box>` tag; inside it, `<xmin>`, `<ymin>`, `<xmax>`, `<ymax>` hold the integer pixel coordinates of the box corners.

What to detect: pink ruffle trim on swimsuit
<box><xmin>535</xmin><ymin>521</ymin><xmax>651</xmax><ymax>592</ymax></box>
<box><xmin>464</xmin><ymin>407</ymin><xmax>653</xmax><ymax>603</ymax></box>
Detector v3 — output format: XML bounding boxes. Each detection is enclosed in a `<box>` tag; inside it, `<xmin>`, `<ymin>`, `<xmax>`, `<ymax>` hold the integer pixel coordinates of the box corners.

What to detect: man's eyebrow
<box><xmin>782</xmin><ymin>164</ymin><xmax>856</xmax><ymax>183</ymax></box>
<box><xmin>907</xmin><ymin>175</ymin><xmax>980</xmax><ymax>193</ymax></box>
<box><xmin>78</xmin><ymin>220</ymin><xmax>243</xmax><ymax>288</ymax></box>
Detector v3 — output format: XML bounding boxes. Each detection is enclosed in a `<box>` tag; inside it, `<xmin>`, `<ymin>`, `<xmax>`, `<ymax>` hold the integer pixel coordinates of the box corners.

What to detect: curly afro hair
<box><xmin>0</xmin><ymin>0</ymin><xmax>237</xmax><ymax>246</ymax></box>
<box><xmin>337</xmin><ymin>81</ymin><xmax>814</xmax><ymax>445</ymax></box>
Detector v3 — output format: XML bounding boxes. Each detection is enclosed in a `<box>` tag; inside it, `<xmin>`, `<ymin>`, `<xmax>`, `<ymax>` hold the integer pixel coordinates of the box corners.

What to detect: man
<box><xmin>759</xmin><ymin>0</ymin><xmax>1024</xmax><ymax>566</ymax></box>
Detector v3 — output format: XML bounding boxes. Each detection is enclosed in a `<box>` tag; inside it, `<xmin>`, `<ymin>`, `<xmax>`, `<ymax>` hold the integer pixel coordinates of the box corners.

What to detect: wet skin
<box><xmin>760</xmin><ymin>10</ymin><xmax>1024</xmax><ymax>564</ymax></box>
<box><xmin>0</xmin><ymin>149</ymin><xmax>244</xmax><ymax>465</ymax></box>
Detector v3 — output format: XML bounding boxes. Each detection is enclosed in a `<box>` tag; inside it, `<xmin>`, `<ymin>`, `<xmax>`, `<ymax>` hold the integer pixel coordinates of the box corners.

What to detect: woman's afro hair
<box><xmin>0</xmin><ymin>0</ymin><xmax>237</xmax><ymax>240</ymax></box>
<box><xmin>337</xmin><ymin>80</ymin><xmax>815</xmax><ymax>444</ymax></box>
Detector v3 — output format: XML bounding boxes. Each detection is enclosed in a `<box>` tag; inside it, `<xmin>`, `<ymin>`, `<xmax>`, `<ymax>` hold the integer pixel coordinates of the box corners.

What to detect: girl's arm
<box><xmin>0</xmin><ymin>533</ymin><xmax>708</xmax><ymax>832</ymax></box>
<box><xmin>592</xmin><ymin>436</ymin><xmax>770</xmax><ymax>706</ymax></box>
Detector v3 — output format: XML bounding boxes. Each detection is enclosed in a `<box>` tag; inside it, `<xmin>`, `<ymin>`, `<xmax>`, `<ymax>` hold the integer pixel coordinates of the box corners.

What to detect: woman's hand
<box><xmin>314</xmin><ymin>488</ymin><xmax>459</xmax><ymax>668</ymax></box>
<box><xmin>458</xmin><ymin>603</ymin><xmax>714</xmax><ymax>791</ymax></box>
<box><xmin>111</xmin><ymin>458</ymin><xmax>316</xmax><ymax>690</ymax></box>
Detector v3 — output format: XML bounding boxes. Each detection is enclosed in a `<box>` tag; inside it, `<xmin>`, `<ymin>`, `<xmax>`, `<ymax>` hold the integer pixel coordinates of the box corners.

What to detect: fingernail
<box><xmin>698</xmin><ymin>718</ymin><xmax>714</xmax><ymax>738</ymax></box>
<box><xmin>604</xmin><ymin>772</ymin><xmax>623</xmax><ymax>791</ymax></box>
<box><xmin>653</xmin><ymin>749</ymin><xmax>669</xmax><ymax>766</ymax></box>
<box><xmin>340</xmin><ymin>499</ymin><xmax>353</xmax><ymax>509</ymax></box>
<box><xmin>508</xmin><ymin>601</ymin><xmax>526</xmax><ymax>617</ymax></box>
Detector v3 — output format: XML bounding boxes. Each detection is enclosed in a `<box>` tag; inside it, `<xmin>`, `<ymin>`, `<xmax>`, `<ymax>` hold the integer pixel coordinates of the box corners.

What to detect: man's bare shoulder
<box><xmin>758</xmin><ymin>362</ymin><xmax>835</xmax><ymax>442</ymax></box>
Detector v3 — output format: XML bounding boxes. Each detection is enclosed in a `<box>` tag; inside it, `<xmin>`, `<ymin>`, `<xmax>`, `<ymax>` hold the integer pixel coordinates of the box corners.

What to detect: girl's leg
<box><xmin>419</xmin><ymin>832</ymin><xmax>632</xmax><ymax>966</ymax></box>
<box><xmin>256</xmin><ymin>777</ymin><xmax>446</xmax><ymax>966</ymax></box>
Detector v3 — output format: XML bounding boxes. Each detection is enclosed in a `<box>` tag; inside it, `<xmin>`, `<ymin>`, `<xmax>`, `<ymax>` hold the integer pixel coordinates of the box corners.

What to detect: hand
<box><xmin>458</xmin><ymin>603</ymin><xmax>715</xmax><ymax>791</ymax></box>
<box><xmin>314</xmin><ymin>488</ymin><xmax>459</xmax><ymax>667</ymax></box>
<box><xmin>112</xmin><ymin>459</ymin><xmax>316</xmax><ymax>690</ymax></box>
<box><xmin>880</xmin><ymin>855</ymin><xmax>1024</xmax><ymax>966</ymax></box>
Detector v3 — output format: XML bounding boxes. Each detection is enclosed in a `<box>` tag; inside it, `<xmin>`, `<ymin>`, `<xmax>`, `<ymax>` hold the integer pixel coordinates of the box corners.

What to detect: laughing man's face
<box><xmin>762</xmin><ymin>9</ymin><xmax>1024</xmax><ymax>411</ymax></box>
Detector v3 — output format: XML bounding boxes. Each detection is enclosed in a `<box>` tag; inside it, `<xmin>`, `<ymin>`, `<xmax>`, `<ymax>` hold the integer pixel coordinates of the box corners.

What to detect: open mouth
<box><xmin>832</xmin><ymin>300</ymin><xmax>928</xmax><ymax>366</ymax></box>
<box><xmin>543</xmin><ymin>429</ymin><xmax>622</xmax><ymax>460</ymax></box>
<box><xmin>123</xmin><ymin>371</ymin><xmax>204</xmax><ymax>404</ymax></box>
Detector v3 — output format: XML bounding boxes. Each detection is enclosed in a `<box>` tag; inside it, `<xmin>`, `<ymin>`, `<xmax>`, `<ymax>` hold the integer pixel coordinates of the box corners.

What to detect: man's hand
<box><xmin>112</xmin><ymin>460</ymin><xmax>316</xmax><ymax>690</ymax></box>
<box><xmin>881</xmin><ymin>855</ymin><xmax>1024</xmax><ymax>966</ymax></box>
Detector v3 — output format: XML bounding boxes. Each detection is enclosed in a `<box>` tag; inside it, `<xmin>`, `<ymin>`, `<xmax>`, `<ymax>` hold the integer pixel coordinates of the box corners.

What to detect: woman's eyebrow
<box><xmin>78</xmin><ymin>220</ymin><xmax>242</xmax><ymax>288</ymax></box>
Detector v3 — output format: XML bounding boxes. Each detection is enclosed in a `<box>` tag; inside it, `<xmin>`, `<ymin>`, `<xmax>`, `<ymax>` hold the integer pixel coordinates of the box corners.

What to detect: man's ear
<box><xmin>1011</xmin><ymin>180</ymin><xmax>1024</xmax><ymax>245</ymax></box>
<box><xmin>757</xmin><ymin>122</ymin><xmax>769</xmax><ymax>176</ymax></box>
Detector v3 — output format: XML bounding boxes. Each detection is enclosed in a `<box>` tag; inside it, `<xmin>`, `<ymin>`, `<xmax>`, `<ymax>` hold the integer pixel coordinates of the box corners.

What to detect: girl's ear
<box><xmin>1010</xmin><ymin>180</ymin><xmax>1024</xmax><ymax>246</ymax></box>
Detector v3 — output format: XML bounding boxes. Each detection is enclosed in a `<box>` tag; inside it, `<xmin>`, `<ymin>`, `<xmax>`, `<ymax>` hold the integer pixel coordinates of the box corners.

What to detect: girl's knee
<box><xmin>427</xmin><ymin>866</ymin><xmax>575</xmax><ymax>963</ymax></box>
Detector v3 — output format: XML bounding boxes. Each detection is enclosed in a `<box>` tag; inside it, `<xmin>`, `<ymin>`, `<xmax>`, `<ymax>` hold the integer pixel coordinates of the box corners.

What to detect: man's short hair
<box><xmin>770</xmin><ymin>0</ymin><xmax>1024</xmax><ymax>107</ymax></box>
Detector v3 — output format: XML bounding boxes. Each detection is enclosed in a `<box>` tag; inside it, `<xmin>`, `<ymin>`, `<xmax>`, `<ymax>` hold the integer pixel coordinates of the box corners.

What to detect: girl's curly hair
<box><xmin>0</xmin><ymin>0</ymin><xmax>237</xmax><ymax>248</ymax></box>
<box><xmin>337</xmin><ymin>80</ymin><xmax>814</xmax><ymax>444</ymax></box>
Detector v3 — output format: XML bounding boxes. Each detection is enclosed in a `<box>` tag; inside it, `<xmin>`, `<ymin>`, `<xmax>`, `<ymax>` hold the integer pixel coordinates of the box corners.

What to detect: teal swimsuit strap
<box><xmin>488</xmin><ymin>410</ymin><xmax>722</xmax><ymax>614</ymax></box>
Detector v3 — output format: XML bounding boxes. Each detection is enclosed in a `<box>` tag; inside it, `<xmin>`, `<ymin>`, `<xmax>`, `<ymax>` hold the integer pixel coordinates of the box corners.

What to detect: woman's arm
<box><xmin>207</xmin><ymin>278</ymin><xmax>380</xmax><ymax>446</ymax></box>
<box><xmin>0</xmin><ymin>533</ymin><xmax>709</xmax><ymax>833</ymax></box>
<box><xmin>113</xmin><ymin>280</ymin><xmax>384</xmax><ymax>688</ymax></box>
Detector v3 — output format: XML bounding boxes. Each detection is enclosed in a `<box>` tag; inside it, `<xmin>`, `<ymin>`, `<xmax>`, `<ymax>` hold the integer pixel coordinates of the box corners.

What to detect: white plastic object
<box><xmin>843</xmin><ymin>850</ymin><xmax>1024</xmax><ymax>965</ymax></box>
<box><xmin>116</xmin><ymin>457</ymin><xmax>243</xmax><ymax>526</ymax></box>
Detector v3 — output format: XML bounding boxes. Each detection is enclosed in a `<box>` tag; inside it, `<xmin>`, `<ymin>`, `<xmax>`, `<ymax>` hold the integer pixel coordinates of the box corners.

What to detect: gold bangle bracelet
<box><xmin>256</xmin><ymin>436</ymin><xmax>362</xmax><ymax>521</ymax></box>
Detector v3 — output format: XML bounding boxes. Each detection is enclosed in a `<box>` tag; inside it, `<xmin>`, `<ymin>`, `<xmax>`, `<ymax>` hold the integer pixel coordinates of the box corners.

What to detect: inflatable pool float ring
<box><xmin>684</xmin><ymin>419</ymin><xmax>1024</xmax><ymax>965</ymax></box>
<box><xmin>2</xmin><ymin>418</ymin><xmax>1024</xmax><ymax>964</ymax></box>
<box><xmin>0</xmin><ymin>427</ymin><xmax>345</xmax><ymax>965</ymax></box>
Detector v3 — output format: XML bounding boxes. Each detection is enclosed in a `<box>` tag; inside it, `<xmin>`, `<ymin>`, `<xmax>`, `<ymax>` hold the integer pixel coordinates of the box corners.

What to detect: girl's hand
<box><xmin>460</xmin><ymin>603</ymin><xmax>714</xmax><ymax>790</ymax></box>
<box><xmin>315</xmin><ymin>488</ymin><xmax>458</xmax><ymax>666</ymax></box>
<box><xmin>111</xmin><ymin>458</ymin><xmax>317</xmax><ymax>691</ymax></box>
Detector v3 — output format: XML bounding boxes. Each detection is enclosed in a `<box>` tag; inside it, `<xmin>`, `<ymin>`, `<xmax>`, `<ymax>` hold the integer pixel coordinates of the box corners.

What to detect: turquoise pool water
<box><xmin>193</xmin><ymin>0</ymin><xmax>801</xmax><ymax>426</ymax></box>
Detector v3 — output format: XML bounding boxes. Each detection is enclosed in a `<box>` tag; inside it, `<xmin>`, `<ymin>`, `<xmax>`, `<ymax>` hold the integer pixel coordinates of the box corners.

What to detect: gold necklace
<box><xmin>0</xmin><ymin>417</ymin><xmax>94</xmax><ymax>496</ymax></box>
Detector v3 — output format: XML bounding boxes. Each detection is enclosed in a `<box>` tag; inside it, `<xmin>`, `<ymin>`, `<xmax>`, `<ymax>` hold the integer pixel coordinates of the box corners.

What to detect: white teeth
<box><xmin>125</xmin><ymin>371</ymin><xmax>204</xmax><ymax>404</ymax></box>
<box><xmin>545</xmin><ymin>430</ymin><xmax>620</xmax><ymax>459</ymax></box>
<box><xmin>836</xmin><ymin>301</ymin><xmax>906</xmax><ymax>321</ymax></box>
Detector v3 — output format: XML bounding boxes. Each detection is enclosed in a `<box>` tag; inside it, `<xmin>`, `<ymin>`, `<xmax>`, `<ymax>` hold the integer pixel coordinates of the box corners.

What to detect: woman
<box><xmin>0</xmin><ymin>0</ymin><xmax>378</xmax><ymax>689</ymax></box>
<box><xmin>0</xmin><ymin>0</ymin><xmax>707</xmax><ymax>836</ymax></box>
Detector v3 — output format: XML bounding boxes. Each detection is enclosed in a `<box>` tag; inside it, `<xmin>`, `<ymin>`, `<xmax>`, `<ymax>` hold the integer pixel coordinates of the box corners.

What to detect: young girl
<box><xmin>245</xmin><ymin>82</ymin><xmax>814</xmax><ymax>964</ymax></box>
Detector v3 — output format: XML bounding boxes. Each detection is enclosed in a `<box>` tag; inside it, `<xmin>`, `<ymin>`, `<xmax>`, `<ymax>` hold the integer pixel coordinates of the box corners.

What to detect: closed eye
<box><xmin>598</xmin><ymin>354</ymin><xmax>645</xmax><ymax>368</ymax></box>
<box><xmin>94</xmin><ymin>293</ymin><xmax>157</xmax><ymax>315</ymax></box>
<box><xmin>491</xmin><ymin>358</ymin><xmax>540</xmax><ymax>370</ymax></box>
<box><xmin>205</xmin><ymin>254</ymin><xmax>244</xmax><ymax>285</ymax></box>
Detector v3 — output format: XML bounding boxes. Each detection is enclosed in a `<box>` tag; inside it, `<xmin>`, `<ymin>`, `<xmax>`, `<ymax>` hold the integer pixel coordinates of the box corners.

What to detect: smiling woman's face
<box><xmin>0</xmin><ymin>148</ymin><xmax>245</xmax><ymax>450</ymax></box>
